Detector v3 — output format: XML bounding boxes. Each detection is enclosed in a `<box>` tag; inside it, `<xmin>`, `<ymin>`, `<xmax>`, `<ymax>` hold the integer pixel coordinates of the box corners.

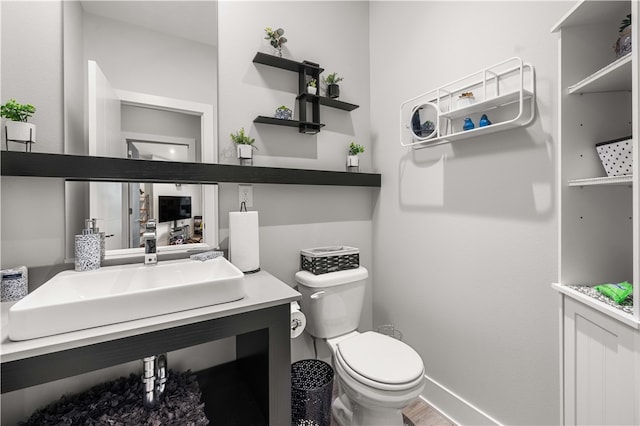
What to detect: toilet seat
<box><xmin>335</xmin><ymin>331</ymin><xmax>425</xmax><ymax>391</ymax></box>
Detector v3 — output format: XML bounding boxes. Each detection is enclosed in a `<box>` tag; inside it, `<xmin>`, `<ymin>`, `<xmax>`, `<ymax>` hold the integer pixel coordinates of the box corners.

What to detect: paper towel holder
<box><xmin>229</xmin><ymin>205</ymin><xmax>261</xmax><ymax>274</ymax></box>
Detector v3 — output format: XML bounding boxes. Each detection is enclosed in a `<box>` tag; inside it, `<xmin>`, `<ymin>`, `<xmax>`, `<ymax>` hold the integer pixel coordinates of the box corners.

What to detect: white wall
<box><xmin>217</xmin><ymin>0</ymin><xmax>374</xmax><ymax>363</ymax></box>
<box><xmin>370</xmin><ymin>2</ymin><xmax>571</xmax><ymax>425</ymax></box>
<box><xmin>1</xmin><ymin>1</ymin><xmax>66</xmax><ymax>268</ymax></box>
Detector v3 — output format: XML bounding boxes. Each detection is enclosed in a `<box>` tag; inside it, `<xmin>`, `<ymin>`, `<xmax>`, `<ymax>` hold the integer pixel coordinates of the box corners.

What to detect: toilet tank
<box><xmin>295</xmin><ymin>267</ymin><xmax>368</xmax><ymax>339</ymax></box>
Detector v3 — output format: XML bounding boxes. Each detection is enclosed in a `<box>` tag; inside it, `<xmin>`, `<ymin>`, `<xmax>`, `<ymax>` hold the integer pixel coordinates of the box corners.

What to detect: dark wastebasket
<box><xmin>291</xmin><ymin>359</ymin><xmax>334</xmax><ymax>426</ymax></box>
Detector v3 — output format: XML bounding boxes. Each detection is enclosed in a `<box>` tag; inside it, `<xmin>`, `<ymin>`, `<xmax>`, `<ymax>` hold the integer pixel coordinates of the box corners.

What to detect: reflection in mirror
<box><xmin>63</xmin><ymin>1</ymin><xmax>218</xmax><ymax>260</ymax></box>
<box><xmin>410</xmin><ymin>103</ymin><xmax>438</xmax><ymax>140</ymax></box>
<box><xmin>92</xmin><ymin>182</ymin><xmax>205</xmax><ymax>250</ymax></box>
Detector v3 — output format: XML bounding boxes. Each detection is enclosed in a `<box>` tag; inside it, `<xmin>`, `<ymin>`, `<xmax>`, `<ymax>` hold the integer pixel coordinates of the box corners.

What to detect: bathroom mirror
<box><xmin>63</xmin><ymin>1</ymin><xmax>219</xmax><ymax>260</ymax></box>
<box><xmin>410</xmin><ymin>103</ymin><xmax>438</xmax><ymax>140</ymax></box>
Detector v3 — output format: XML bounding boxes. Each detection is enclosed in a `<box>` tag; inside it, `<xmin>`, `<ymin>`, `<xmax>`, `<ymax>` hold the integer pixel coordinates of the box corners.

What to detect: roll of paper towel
<box><xmin>229</xmin><ymin>211</ymin><xmax>260</xmax><ymax>273</ymax></box>
<box><xmin>290</xmin><ymin>301</ymin><xmax>306</xmax><ymax>339</ymax></box>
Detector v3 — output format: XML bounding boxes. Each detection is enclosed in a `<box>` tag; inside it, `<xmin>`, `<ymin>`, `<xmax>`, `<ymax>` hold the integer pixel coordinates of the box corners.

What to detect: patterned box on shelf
<box><xmin>300</xmin><ymin>245</ymin><xmax>359</xmax><ymax>275</ymax></box>
<box><xmin>595</xmin><ymin>136</ymin><xmax>633</xmax><ymax>177</ymax></box>
<box><xmin>275</xmin><ymin>108</ymin><xmax>292</xmax><ymax>120</ymax></box>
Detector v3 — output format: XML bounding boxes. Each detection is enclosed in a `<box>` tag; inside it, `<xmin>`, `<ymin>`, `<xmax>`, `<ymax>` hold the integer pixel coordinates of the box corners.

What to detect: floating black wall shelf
<box><xmin>252</xmin><ymin>52</ymin><xmax>359</xmax><ymax>134</ymax></box>
<box><xmin>1</xmin><ymin>152</ymin><xmax>381</xmax><ymax>187</ymax></box>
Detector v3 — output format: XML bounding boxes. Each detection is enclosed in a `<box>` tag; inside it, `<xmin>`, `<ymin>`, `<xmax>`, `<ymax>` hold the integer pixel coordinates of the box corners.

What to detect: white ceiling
<box><xmin>80</xmin><ymin>1</ymin><xmax>217</xmax><ymax>46</ymax></box>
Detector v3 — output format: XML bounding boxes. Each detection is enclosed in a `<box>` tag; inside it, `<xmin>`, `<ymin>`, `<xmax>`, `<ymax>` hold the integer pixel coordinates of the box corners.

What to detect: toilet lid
<box><xmin>336</xmin><ymin>331</ymin><xmax>424</xmax><ymax>388</ymax></box>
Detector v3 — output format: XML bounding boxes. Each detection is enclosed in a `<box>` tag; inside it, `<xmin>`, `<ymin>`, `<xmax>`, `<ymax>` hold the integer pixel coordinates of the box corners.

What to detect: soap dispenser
<box><xmin>75</xmin><ymin>219</ymin><xmax>101</xmax><ymax>272</ymax></box>
<box><xmin>89</xmin><ymin>218</ymin><xmax>106</xmax><ymax>261</ymax></box>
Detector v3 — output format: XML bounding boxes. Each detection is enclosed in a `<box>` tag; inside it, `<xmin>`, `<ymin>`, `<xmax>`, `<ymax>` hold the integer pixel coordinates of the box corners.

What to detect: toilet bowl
<box><xmin>328</xmin><ymin>331</ymin><xmax>425</xmax><ymax>426</ymax></box>
<box><xmin>295</xmin><ymin>266</ymin><xmax>426</xmax><ymax>426</ymax></box>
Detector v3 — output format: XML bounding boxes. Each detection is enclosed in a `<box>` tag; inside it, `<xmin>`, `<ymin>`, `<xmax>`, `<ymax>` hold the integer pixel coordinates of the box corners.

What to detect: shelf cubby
<box><xmin>438</xmin><ymin>89</ymin><xmax>534</xmax><ymax>120</ymax></box>
<box><xmin>568</xmin><ymin>53</ymin><xmax>632</xmax><ymax>94</ymax></box>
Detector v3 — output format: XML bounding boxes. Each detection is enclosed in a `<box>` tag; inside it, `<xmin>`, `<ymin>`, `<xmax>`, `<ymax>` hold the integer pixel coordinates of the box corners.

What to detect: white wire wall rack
<box><xmin>400</xmin><ymin>57</ymin><xmax>536</xmax><ymax>149</ymax></box>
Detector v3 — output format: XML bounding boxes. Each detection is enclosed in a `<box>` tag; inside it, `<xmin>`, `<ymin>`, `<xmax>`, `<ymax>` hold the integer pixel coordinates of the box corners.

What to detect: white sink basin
<box><xmin>9</xmin><ymin>257</ymin><xmax>245</xmax><ymax>341</ymax></box>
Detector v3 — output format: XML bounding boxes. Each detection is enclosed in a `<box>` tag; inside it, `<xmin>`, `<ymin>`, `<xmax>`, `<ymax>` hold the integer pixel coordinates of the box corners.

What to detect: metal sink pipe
<box><xmin>142</xmin><ymin>353</ymin><xmax>168</xmax><ymax>408</ymax></box>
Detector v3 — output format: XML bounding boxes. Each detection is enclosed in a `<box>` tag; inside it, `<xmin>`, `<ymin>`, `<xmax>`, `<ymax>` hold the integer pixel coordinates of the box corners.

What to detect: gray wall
<box><xmin>1</xmin><ymin>1</ymin><xmax>66</xmax><ymax>268</ymax></box>
<box><xmin>216</xmin><ymin>0</ymin><xmax>374</xmax><ymax>363</ymax></box>
<box><xmin>370</xmin><ymin>1</ymin><xmax>571</xmax><ymax>424</ymax></box>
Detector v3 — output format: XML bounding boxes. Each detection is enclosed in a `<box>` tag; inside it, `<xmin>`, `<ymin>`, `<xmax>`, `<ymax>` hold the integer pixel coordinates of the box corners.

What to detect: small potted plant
<box><xmin>230</xmin><ymin>127</ymin><xmax>256</xmax><ymax>164</ymax></box>
<box><xmin>1</xmin><ymin>99</ymin><xmax>36</xmax><ymax>150</ymax></box>
<box><xmin>275</xmin><ymin>105</ymin><xmax>292</xmax><ymax>120</ymax></box>
<box><xmin>264</xmin><ymin>27</ymin><xmax>287</xmax><ymax>57</ymax></box>
<box><xmin>307</xmin><ymin>79</ymin><xmax>317</xmax><ymax>95</ymax></box>
<box><xmin>613</xmin><ymin>14</ymin><xmax>632</xmax><ymax>58</ymax></box>
<box><xmin>322</xmin><ymin>72</ymin><xmax>344</xmax><ymax>99</ymax></box>
<box><xmin>347</xmin><ymin>142</ymin><xmax>364</xmax><ymax>171</ymax></box>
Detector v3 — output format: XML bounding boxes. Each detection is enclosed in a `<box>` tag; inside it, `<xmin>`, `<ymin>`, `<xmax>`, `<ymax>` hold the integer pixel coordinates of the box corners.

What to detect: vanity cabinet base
<box><xmin>1</xmin><ymin>304</ymin><xmax>292</xmax><ymax>425</ymax></box>
<box><xmin>561</xmin><ymin>296</ymin><xmax>639</xmax><ymax>425</ymax></box>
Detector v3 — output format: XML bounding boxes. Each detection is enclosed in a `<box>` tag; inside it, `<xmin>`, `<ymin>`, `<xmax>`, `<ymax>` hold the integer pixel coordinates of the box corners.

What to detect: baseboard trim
<box><xmin>421</xmin><ymin>373</ymin><xmax>502</xmax><ymax>426</ymax></box>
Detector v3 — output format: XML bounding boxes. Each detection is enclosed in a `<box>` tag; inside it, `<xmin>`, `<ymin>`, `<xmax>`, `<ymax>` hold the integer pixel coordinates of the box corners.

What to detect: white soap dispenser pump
<box><xmin>75</xmin><ymin>219</ymin><xmax>102</xmax><ymax>272</ymax></box>
<box><xmin>89</xmin><ymin>218</ymin><xmax>106</xmax><ymax>261</ymax></box>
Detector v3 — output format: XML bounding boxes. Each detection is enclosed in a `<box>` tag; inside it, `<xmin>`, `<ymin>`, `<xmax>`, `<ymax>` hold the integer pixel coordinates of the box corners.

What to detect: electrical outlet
<box><xmin>238</xmin><ymin>184</ymin><xmax>253</xmax><ymax>208</ymax></box>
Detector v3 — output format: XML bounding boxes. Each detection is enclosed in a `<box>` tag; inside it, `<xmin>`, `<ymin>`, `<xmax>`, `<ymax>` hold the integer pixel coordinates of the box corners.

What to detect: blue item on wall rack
<box><xmin>479</xmin><ymin>114</ymin><xmax>492</xmax><ymax>127</ymax></box>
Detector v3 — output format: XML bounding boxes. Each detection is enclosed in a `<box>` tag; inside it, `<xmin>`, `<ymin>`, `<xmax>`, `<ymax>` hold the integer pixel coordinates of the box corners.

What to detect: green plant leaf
<box><xmin>0</xmin><ymin>98</ymin><xmax>36</xmax><ymax>122</ymax></box>
<box><xmin>348</xmin><ymin>142</ymin><xmax>365</xmax><ymax>155</ymax></box>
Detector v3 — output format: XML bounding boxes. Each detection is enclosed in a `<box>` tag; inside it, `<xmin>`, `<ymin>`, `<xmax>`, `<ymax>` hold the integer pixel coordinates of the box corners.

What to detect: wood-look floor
<box><xmin>329</xmin><ymin>385</ymin><xmax>455</xmax><ymax>426</ymax></box>
<box><xmin>402</xmin><ymin>398</ymin><xmax>456</xmax><ymax>426</ymax></box>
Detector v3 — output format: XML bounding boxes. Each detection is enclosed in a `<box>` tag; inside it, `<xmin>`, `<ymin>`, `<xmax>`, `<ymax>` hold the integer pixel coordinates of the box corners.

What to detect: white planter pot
<box><xmin>5</xmin><ymin>121</ymin><xmax>36</xmax><ymax>143</ymax></box>
<box><xmin>347</xmin><ymin>155</ymin><xmax>359</xmax><ymax>171</ymax></box>
<box><xmin>307</xmin><ymin>86</ymin><xmax>317</xmax><ymax>95</ymax></box>
<box><xmin>237</xmin><ymin>144</ymin><xmax>253</xmax><ymax>160</ymax></box>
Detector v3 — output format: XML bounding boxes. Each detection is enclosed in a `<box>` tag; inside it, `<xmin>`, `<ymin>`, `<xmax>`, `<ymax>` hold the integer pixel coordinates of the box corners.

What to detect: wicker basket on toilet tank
<box><xmin>300</xmin><ymin>246</ymin><xmax>360</xmax><ymax>275</ymax></box>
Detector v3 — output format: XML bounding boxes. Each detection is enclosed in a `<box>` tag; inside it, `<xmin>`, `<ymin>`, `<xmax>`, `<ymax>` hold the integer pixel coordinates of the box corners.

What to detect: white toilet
<box><xmin>295</xmin><ymin>266</ymin><xmax>426</xmax><ymax>426</ymax></box>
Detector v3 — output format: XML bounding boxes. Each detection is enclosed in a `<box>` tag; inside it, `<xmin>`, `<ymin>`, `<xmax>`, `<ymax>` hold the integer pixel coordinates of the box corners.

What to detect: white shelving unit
<box><xmin>553</xmin><ymin>1</ymin><xmax>639</xmax><ymax>424</ymax></box>
<box><xmin>400</xmin><ymin>57</ymin><xmax>535</xmax><ymax>149</ymax></box>
<box><xmin>555</xmin><ymin>0</ymin><xmax>636</xmax><ymax>314</ymax></box>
